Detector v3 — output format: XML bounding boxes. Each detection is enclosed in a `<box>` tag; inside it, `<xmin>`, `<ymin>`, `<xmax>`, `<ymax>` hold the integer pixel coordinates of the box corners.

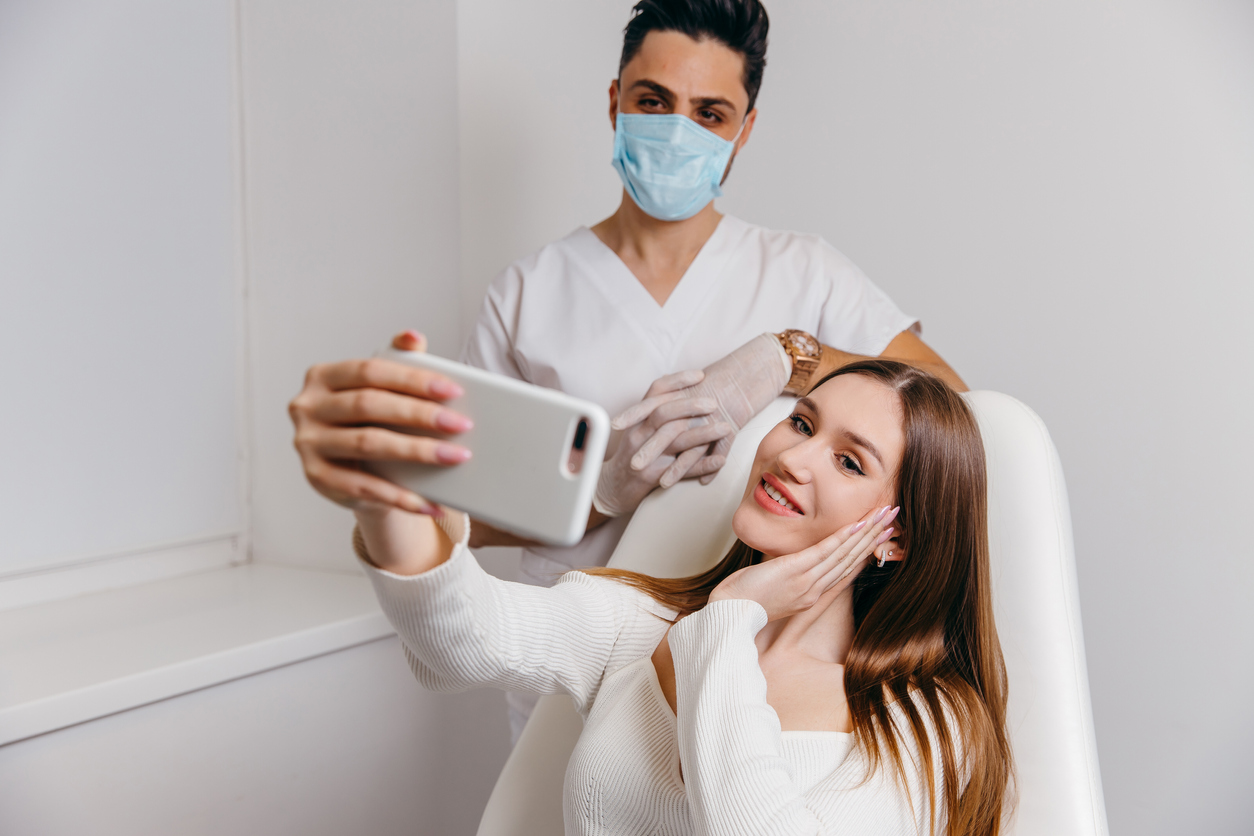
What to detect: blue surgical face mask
<box><xmin>611</xmin><ymin>113</ymin><xmax>742</xmax><ymax>222</ymax></box>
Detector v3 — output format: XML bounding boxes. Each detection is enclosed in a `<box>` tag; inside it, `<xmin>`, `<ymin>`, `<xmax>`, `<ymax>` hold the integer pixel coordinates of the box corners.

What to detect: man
<box><xmin>291</xmin><ymin>0</ymin><xmax>962</xmax><ymax>740</ymax></box>
<box><xmin>462</xmin><ymin>0</ymin><xmax>960</xmax><ymax>558</ymax></box>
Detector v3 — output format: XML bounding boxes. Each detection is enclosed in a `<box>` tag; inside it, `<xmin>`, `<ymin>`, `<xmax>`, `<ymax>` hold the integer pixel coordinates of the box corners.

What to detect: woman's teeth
<box><xmin>762</xmin><ymin>480</ymin><xmax>799</xmax><ymax>513</ymax></box>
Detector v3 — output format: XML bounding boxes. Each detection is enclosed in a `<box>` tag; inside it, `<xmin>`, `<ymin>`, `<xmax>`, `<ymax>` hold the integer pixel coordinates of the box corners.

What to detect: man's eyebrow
<box><xmin>796</xmin><ymin>397</ymin><xmax>885</xmax><ymax>468</ymax></box>
<box><xmin>629</xmin><ymin>79</ymin><xmax>676</xmax><ymax>102</ymax></box>
<box><xmin>628</xmin><ymin>80</ymin><xmax>739</xmax><ymax>116</ymax></box>
<box><xmin>690</xmin><ymin>95</ymin><xmax>738</xmax><ymax>114</ymax></box>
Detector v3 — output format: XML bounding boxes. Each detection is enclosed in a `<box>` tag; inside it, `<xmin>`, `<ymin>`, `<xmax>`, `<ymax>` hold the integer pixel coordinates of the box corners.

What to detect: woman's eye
<box><xmin>837</xmin><ymin>454</ymin><xmax>865</xmax><ymax>476</ymax></box>
<box><xmin>788</xmin><ymin>414</ymin><xmax>812</xmax><ymax>436</ymax></box>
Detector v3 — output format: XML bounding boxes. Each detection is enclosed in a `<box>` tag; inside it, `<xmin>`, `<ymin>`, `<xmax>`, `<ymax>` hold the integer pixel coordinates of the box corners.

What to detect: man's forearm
<box><xmin>814</xmin><ymin>335</ymin><xmax>968</xmax><ymax>393</ymax></box>
<box><xmin>467</xmin><ymin>506</ymin><xmax>611</xmax><ymax>549</ymax></box>
<box><xmin>467</xmin><ymin>517</ymin><xmax>541</xmax><ymax>549</ymax></box>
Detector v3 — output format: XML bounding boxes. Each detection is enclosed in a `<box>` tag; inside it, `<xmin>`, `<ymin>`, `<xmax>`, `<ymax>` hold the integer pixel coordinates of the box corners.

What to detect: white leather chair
<box><xmin>478</xmin><ymin>392</ymin><xmax>1110</xmax><ymax>835</ymax></box>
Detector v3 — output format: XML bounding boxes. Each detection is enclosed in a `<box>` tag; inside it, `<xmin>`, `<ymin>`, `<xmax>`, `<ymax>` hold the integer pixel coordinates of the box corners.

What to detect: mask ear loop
<box><xmin>716</xmin><ymin>118</ymin><xmax>748</xmax><ymax>188</ymax></box>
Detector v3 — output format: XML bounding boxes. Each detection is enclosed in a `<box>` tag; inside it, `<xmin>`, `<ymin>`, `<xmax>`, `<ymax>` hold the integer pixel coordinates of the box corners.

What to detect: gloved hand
<box><xmin>593</xmin><ymin>370</ymin><xmax>734</xmax><ymax>518</ymax></box>
<box><xmin>611</xmin><ymin>333</ymin><xmax>791</xmax><ymax>488</ymax></box>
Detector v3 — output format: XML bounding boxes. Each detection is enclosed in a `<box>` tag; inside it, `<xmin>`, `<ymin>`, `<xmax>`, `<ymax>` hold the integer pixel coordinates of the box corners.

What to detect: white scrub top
<box><xmin>462</xmin><ymin>214</ymin><xmax>918</xmax><ymax>581</ymax></box>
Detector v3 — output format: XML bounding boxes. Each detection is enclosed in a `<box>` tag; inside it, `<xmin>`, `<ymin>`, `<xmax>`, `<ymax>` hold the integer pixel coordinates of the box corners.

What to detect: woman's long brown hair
<box><xmin>587</xmin><ymin>360</ymin><xmax>1012</xmax><ymax>836</ymax></box>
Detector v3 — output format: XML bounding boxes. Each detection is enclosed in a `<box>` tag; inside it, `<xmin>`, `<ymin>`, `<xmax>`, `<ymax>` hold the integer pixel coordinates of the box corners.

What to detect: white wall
<box><xmin>457</xmin><ymin>1</ymin><xmax>1254</xmax><ymax>832</ymax></box>
<box><xmin>0</xmin><ymin>637</ymin><xmax>509</xmax><ymax>836</ymax></box>
<box><xmin>242</xmin><ymin>0</ymin><xmax>465</xmax><ymax>573</ymax></box>
<box><xmin>0</xmin><ymin>0</ymin><xmax>241</xmax><ymax>576</ymax></box>
<box><xmin>456</xmin><ymin>0</ymin><xmax>629</xmax><ymax>329</ymax></box>
<box><xmin>238</xmin><ymin>2</ymin><xmax>513</xmax><ymax>832</ymax></box>
<box><xmin>2</xmin><ymin>3</ymin><xmax>511</xmax><ymax>835</ymax></box>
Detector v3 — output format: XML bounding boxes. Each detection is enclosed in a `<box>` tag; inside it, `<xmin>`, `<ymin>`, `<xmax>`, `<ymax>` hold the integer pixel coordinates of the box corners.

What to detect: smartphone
<box><xmin>365</xmin><ymin>349</ymin><xmax>609</xmax><ymax>546</ymax></box>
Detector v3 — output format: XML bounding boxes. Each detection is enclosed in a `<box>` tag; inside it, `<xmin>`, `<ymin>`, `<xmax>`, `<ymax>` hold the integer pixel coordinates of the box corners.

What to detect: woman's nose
<box><xmin>775</xmin><ymin>438</ymin><xmax>814</xmax><ymax>484</ymax></box>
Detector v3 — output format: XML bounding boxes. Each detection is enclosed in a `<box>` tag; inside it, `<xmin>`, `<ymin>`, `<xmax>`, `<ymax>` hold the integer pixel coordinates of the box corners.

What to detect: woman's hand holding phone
<box><xmin>289</xmin><ymin>330</ymin><xmax>473</xmax><ymax>575</ymax></box>
<box><xmin>289</xmin><ymin>330</ymin><xmax>471</xmax><ymax>518</ymax></box>
<box><xmin>707</xmin><ymin>505</ymin><xmax>900</xmax><ymax>622</ymax></box>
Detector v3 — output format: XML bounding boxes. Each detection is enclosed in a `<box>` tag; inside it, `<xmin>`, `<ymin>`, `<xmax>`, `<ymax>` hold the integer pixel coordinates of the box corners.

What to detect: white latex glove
<box><xmin>611</xmin><ymin>333</ymin><xmax>791</xmax><ymax>488</ymax></box>
<box><xmin>593</xmin><ymin>370</ymin><xmax>735</xmax><ymax>518</ymax></box>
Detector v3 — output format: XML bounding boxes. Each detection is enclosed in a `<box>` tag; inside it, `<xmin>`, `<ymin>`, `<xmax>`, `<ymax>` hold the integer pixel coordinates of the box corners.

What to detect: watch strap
<box><xmin>777</xmin><ymin>330</ymin><xmax>822</xmax><ymax>395</ymax></box>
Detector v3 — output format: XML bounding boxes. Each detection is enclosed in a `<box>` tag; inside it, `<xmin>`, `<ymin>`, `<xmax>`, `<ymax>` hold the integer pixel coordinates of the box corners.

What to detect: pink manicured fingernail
<box><xmin>435</xmin><ymin>443</ymin><xmax>472</xmax><ymax>464</ymax></box>
<box><xmin>851</xmin><ymin>520</ymin><xmax>868</xmax><ymax>533</ymax></box>
<box><xmin>430</xmin><ymin>379</ymin><xmax>464</xmax><ymax>399</ymax></box>
<box><xmin>873</xmin><ymin>506</ymin><xmax>890</xmax><ymax>523</ymax></box>
<box><xmin>875</xmin><ymin>527</ymin><xmax>895</xmax><ymax>545</ymax></box>
<box><xmin>436</xmin><ymin>410</ymin><xmax>473</xmax><ymax>433</ymax></box>
<box><xmin>402</xmin><ymin>493</ymin><xmax>437</xmax><ymax>516</ymax></box>
<box><xmin>885</xmin><ymin>506</ymin><xmax>900</xmax><ymax>523</ymax></box>
<box><xmin>410</xmin><ymin>496</ymin><xmax>442</xmax><ymax>517</ymax></box>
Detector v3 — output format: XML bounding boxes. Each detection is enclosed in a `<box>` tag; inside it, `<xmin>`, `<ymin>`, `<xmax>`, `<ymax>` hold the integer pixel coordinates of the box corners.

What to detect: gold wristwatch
<box><xmin>777</xmin><ymin>329</ymin><xmax>822</xmax><ymax>395</ymax></box>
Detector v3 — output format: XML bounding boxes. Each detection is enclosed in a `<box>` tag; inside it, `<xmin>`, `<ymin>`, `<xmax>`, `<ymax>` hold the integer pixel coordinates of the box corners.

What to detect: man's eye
<box><xmin>837</xmin><ymin>454</ymin><xmax>865</xmax><ymax>476</ymax></box>
<box><xmin>789</xmin><ymin>414</ymin><xmax>812</xmax><ymax>436</ymax></box>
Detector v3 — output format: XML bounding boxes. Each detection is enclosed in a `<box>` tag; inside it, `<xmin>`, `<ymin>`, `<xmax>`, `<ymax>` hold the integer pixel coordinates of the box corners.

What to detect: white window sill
<box><xmin>0</xmin><ymin>563</ymin><xmax>394</xmax><ymax>746</ymax></box>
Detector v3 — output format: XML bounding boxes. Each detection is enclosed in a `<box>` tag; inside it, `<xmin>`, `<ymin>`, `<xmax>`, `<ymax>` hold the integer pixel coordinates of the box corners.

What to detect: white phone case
<box><xmin>366</xmin><ymin>349</ymin><xmax>609</xmax><ymax>547</ymax></box>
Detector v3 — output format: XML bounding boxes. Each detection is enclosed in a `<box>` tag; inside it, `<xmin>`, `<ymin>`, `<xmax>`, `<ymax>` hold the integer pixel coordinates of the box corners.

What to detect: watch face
<box><xmin>783</xmin><ymin>330</ymin><xmax>820</xmax><ymax>358</ymax></box>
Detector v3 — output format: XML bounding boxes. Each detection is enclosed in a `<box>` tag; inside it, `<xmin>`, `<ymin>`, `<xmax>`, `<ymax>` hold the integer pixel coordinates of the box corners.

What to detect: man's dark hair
<box><xmin>619</xmin><ymin>0</ymin><xmax>770</xmax><ymax>113</ymax></box>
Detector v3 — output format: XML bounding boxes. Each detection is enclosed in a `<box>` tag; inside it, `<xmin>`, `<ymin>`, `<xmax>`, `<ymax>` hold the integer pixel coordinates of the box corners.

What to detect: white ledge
<box><xmin>0</xmin><ymin>563</ymin><xmax>394</xmax><ymax>746</ymax></box>
<box><xmin>0</xmin><ymin>533</ymin><xmax>241</xmax><ymax>612</ymax></box>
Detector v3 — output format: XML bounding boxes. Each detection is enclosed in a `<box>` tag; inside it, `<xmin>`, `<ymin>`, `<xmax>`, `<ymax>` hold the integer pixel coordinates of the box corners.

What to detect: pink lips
<box><xmin>754</xmin><ymin>474</ymin><xmax>803</xmax><ymax>517</ymax></box>
<box><xmin>762</xmin><ymin>473</ymin><xmax>803</xmax><ymax>512</ymax></box>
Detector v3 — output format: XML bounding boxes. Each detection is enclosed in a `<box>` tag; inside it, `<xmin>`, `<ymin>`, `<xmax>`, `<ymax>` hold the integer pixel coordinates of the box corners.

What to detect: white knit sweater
<box><xmin>359</xmin><ymin>513</ymin><xmax>947</xmax><ymax>835</ymax></box>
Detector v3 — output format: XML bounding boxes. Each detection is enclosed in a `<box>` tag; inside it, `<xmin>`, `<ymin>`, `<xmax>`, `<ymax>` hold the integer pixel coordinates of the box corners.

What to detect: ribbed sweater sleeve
<box><xmin>357</xmin><ymin>513</ymin><xmax>666</xmax><ymax>716</ymax></box>
<box><xmin>669</xmin><ymin>599</ymin><xmax>822</xmax><ymax>835</ymax></box>
<box><xmin>669</xmin><ymin>600</ymin><xmax>938</xmax><ymax>835</ymax></box>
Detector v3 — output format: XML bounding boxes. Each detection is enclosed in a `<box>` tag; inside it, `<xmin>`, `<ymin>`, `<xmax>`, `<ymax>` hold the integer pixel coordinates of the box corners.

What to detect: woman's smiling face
<box><xmin>733</xmin><ymin>374</ymin><xmax>906</xmax><ymax>557</ymax></box>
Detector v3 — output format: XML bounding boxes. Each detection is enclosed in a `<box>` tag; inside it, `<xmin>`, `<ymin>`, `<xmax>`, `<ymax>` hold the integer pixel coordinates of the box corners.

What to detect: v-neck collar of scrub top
<box><xmin>566</xmin><ymin>215</ymin><xmax>746</xmax><ymax>365</ymax></box>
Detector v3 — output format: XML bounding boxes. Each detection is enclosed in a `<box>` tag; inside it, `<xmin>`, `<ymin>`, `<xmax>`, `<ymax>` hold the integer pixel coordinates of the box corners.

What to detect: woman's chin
<box><xmin>731</xmin><ymin>502</ymin><xmax>792</xmax><ymax>559</ymax></box>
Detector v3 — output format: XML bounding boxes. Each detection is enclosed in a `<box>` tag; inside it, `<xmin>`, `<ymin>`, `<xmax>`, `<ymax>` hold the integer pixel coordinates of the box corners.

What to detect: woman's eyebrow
<box><xmin>843</xmin><ymin>430</ymin><xmax>884</xmax><ymax>469</ymax></box>
<box><xmin>797</xmin><ymin>397</ymin><xmax>885</xmax><ymax>468</ymax></box>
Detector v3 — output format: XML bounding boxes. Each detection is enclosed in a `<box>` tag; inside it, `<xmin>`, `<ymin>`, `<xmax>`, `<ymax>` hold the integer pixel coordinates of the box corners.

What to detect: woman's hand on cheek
<box><xmin>708</xmin><ymin>505</ymin><xmax>900</xmax><ymax>621</ymax></box>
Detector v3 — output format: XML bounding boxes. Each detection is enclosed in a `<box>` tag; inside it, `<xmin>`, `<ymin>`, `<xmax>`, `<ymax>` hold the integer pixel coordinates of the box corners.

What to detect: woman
<box><xmin>297</xmin><ymin>345</ymin><xmax>1011</xmax><ymax>835</ymax></box>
